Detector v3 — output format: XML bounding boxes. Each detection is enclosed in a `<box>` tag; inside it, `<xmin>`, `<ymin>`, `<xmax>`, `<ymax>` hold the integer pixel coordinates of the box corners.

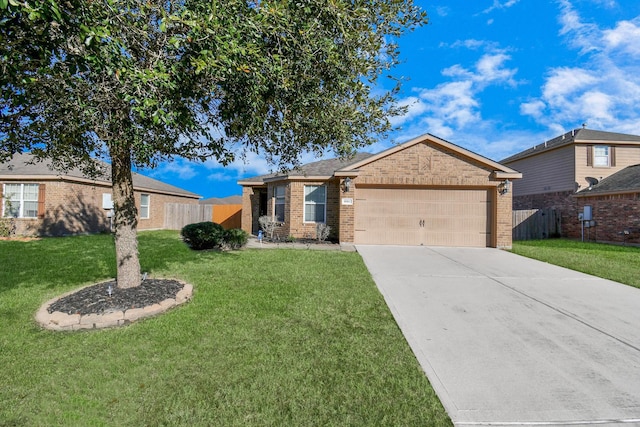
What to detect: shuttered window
<box><xmin>2</xmin><ymin>183</ymin><xmax>41</xmax><ymax>218</ymax></box>
<box><xmin>594</xmin><ymin>146</ymin><xmax>610</xmax><ymax>167</ymax></box>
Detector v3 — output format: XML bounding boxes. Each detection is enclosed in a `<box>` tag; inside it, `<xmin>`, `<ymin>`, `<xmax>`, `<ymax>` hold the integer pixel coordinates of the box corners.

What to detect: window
<box><xmin>140</xmin><ymin>194</ymin><xmax>150</xmax><ymax>219</ymax></box>
<box><xmin>594</xmin><ymin>146</ymin><xmax>610</xmax><ymax>167</ymax></box>
<box><xmin>3</xmin><ymin>183</ymin><xmax>39</xmax><ymax>218</ymax></box>
<box><xmin>304</xmin><ymin>185</ymin><xmax>326</xmax><ymax>223</ymax></box>
<box><xmin>274</xmin><ymin>186</ymin><xmax>285</xmax><ymax>222</ymax></box>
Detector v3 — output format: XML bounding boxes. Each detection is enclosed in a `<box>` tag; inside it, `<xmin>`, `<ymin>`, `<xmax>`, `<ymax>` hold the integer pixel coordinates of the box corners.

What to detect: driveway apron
<box><xmin>357</xmin><ymin>245</ymin><xmax>640</xmax><ymax>426</ymax></box>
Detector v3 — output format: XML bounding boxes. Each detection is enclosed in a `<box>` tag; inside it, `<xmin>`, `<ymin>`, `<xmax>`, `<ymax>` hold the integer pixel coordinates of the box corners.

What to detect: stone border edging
<box><xmin>35</xmin><ymin>280</ymin><xmax>193</xmax><ymax>331</ymax></box>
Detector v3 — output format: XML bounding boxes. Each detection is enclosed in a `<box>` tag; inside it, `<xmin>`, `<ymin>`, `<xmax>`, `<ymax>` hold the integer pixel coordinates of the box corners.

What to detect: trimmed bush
<box><xmin>223</xmin><ymin>228</ymin><xmax>249</xmax><ymax>250</ymax></box>
<box><xmin>181</xmin><ymin>221</ymin><xmax>225</xmax><ymax>250</ymax></box>
<box><xmin>0</xmin><ymin>218</ymin><xmax>16</xmax><ymax>238</ymax></box>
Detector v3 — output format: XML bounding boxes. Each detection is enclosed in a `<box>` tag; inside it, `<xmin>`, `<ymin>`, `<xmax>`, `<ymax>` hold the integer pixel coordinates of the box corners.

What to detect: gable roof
<box><xmin>336</xmin><ymin>133</ymin><xmax>521</xmax><ymax>179</ymax></box>
<box><xmin>200</xmin><ymin>195</ymin><xmax>242</xmax><ymax>205</ymax></box>
<box><xmin>238</xmin><ymin>133</ymin><xmax>522</xmax><ymax>185</ymax></box>
<box><xmin>237</xmin><ymin>152</ymin><xmax>375</xmax><ymax>185</ymax></box>
<box><xmin>575</xmin><ymin>164</ymin><xmax>640</xmax><ymax>196</ymax></box>
<box><xmin>501</xmin><ymin>128</ymin><xmax>640</xmax><ymax>164</ymax></box>
<box><xmin>0</xmin><ymin>152</ymin><xmax>200</xmax><ymax>199</ymax></box>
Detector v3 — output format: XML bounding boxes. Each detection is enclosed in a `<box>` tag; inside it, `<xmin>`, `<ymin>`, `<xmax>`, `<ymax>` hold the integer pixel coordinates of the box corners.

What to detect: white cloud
<box><xmin>603</xmin><ymin>19</ymin><xmax>640</xmax><ymax>56</ymax></box>
<box><xmin>541</xmin><ymin>67</ymin><xmax>597</xmax><ymax>103</ymax></box>
<box><xmin>520</xmin><ymin>100</ymin><xmax>546</xmax><ymax>119</ymax></box>
<box><xmin>389</xmin><ymin>96</ymin><xmax>428</xmax><ymax>126</ymax></box>
<box><xmin>520</xmin><ymin>1</ymin><xmax>640</xmax><ymax>135</ymax></box>
<box><xmin>435</xmin><ymin>6</ymin><xmax>449</xmax><ymax>17</ymax></box>
<box><xmin>149</xmin><ymin>159</ymin><xmax>197</xmax><ymax>180</ymax></box>
<box><xmin>482</xmin><ymin>0</ymin><xmax>520</xmax><ymax>14</ymax></box>
<box><xmin>387</xmin><ymin>43</ymin><xmax>521</xmax><ymax>158</ymax></box>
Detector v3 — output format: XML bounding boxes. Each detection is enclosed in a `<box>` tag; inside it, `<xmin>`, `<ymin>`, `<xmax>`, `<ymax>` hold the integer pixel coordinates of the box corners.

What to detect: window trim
<box><xmin>140</xmin><ymin>193</ymin><xmax>150</xmax><ymax>219</ymax></box>
<box><xmin>593</xmin><ymin>145</ymin><xmax>610</xmax><ymax>167</ymax></box>
<box><xmin>2</xmin><ymin>183</ymin><xmax>40</xmax><ymax>218</ymax></box>
<box><xmin>303</xmin><ymin>185</ymin><xmax>326</xmax><ymax>223</ymax></box>
<box><xmin>274</xmin><ymin>185</ymin><xmax>285</xmax><ymax>222</ymax></box>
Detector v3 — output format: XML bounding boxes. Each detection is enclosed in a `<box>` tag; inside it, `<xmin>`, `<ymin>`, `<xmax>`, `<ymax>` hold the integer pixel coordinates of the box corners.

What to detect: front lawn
<box><xmin>512</xmin><ymin>239</ymin><xmax>640</xmax><ymax>288</ymax></box>
<box><xmin>0</xmin><ymin>231</ymin><xmax>451</xmax><ymax>426</ymax></box>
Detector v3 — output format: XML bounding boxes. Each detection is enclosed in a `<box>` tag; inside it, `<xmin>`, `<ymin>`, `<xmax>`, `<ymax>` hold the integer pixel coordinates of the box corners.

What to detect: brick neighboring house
<box><xmin>574</xmin><ymin>165</ymin><xmax>640</xmax><ymax>244</ymax></box>
<box><xmin>239</xmin><ymin>133</ymin><xmax>522</xmax><ymax>248</ymax></box>
<box><xmin>501</xmin><ymin>128</ymin><xmax>640</xmax><ymax>240</ymax></box>
<box><xmin>1</xmin><ymin>153</ymin><xmax>200</xmax><ymax>236</ymax></box>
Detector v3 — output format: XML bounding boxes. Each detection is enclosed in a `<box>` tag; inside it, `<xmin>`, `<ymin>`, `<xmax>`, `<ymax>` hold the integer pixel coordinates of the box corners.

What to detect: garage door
<box><xmin>354</xmin><ymin>188</ymin><xmax>492</xmax><ymax>247</ymax></box>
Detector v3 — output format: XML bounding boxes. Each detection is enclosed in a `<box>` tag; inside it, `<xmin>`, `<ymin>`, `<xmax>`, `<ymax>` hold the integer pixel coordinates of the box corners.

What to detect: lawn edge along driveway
<box><xmin>358</xmin><ymin>245</ymin><xmax>640</xmax><ymax>426</ymax></box>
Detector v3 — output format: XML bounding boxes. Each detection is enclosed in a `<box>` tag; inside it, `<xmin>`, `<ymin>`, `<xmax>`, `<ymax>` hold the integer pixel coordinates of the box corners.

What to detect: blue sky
<box><xmin>144</xmin><ymin>0</ymin><xmax>640</xmax><ymax>199</ymax></box>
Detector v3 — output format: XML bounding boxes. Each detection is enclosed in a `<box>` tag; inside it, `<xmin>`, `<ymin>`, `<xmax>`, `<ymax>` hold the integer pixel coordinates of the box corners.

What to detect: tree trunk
<box><xmin>110</xmin><ymin>143</ymin><xmax>141</xmax><ymax>289</ymax></box>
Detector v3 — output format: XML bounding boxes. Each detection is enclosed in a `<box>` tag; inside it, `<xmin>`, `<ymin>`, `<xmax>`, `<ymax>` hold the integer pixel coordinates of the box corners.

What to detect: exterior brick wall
<box><xmin>495</xmin><ymin>190</ymin><xmax>513</xmax><ymax>248</ymax></box>
<box><xmin>356</xmin><ymin>142</ymin><xmax>493</xmax><ymax>186</ymax></box>
<box><xmin>1</xmin><ymin>178</ymin><xmax>198</xmax><ymax>236</ymax></box>
<box><xmin>241</xmin><ymin>140</ymin><xmax>516</xmax><ymax>248</ymax></box>
<box><xmin>513</xmin><ymin>191</ymin><xmax>578</xmax><ymax>238</ymax></box>
<box><xmin>575</xmin><ymin>193</ymin><xmax>640</xmax><ymax>244</ymax></box>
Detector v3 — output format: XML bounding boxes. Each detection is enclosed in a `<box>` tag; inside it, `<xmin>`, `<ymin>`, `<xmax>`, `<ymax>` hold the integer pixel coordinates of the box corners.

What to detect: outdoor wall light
<box><xmin>499</xmin><ymin>179</ymin><xmax>511</xmax><ymax>195</ymax></box>
<box><xmin>342</xmin><ymin>177</ymin><xmax>352</xmax><ymax>193</ymax></box>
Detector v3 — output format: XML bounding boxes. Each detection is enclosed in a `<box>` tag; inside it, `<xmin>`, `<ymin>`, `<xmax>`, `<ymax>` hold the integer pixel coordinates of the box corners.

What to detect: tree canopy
<box><xmin>0</xmin><ymin>0</ymin><xmax>427</xmax><ymax>287</ymax></box>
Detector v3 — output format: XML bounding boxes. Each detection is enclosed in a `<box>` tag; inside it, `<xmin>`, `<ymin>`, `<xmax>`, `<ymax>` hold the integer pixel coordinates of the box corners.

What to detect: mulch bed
<box><xmin>48</xmin><ymin>279</ymin><xmax>184</xmax><ymax>316</ymax></box>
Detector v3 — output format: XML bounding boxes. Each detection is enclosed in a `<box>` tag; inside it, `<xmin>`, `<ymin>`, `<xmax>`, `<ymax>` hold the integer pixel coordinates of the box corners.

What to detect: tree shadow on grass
<box><xmin>0</xmin><ymin>230</ymin><xmax>239</xmax><ymax>296</ymax></box>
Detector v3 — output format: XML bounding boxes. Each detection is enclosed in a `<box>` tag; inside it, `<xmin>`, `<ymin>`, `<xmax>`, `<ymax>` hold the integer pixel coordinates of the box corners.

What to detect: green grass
<box><xmin>512</xmin><ymin>239</ymin><xmax>640</xmax><ymax>288</ymax></box>
<box><xmin>0</xmin><ymin>231</ymin><xmax>451</xmax><ymax>426</ymax></box>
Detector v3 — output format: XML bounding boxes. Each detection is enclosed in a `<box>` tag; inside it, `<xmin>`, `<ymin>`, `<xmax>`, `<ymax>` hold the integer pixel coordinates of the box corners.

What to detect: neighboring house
<box><xmin>501</xmin><ymin>128</ymin><xmax>640</xmax><ymax>240</ymax></box>
<box><xmin>1</xmin><ymin>153</ymin><xmax>200</xmax><ymax>236</ymax></box>
<box><xmin>573</xmin><ymin>165</ymin><xmax>640</xmax><ymax>244</ymax></box>
<box><xmin>239</xmin><ymin>133</ymin><xmax>522</xmax><ymax>248</ymax></box>
<box><xmin>199</xmin><ymin>195</ymin><xmax>242</xmax><ymax>229</ymax></box>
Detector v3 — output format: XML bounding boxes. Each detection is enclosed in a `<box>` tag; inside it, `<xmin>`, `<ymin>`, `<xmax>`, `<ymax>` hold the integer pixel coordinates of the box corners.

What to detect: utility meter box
<box><xmin>583</xmin><ymin>205</ymin><xmax>592</xmax><ymax>221</ymax></box>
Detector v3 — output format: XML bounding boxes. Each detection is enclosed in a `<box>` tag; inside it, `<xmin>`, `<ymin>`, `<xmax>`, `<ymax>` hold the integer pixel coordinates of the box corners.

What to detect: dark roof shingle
<box><xmin>502</xmin><ymin>129</ymin><xmax>640</xmax><ymax>163</ymax></box>
<box><xmin>239</xmin><ymin>152</ymin><xmax>375</xmax><ymax>184</ymax></box>
<box><xmin>577</xmin><ymin>164</ymin><xmax>640</xmax><ymax>195</ymax></box>
<box><xmin>1</xmin><ymin>152</ymin><xmax>199</xmax><ymax>198</ymax></box>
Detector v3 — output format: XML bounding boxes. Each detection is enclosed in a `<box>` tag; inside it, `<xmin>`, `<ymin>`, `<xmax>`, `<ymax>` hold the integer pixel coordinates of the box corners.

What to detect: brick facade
<box><xmin>1</xmin><ymin>178</ymin><xmax>198</xmax><ymax>236</ymax></box>
<box><xmin>241</xmin><ymin>136</ymin><xmax>518</xmax><ymax>248</ymax></box>
<box><xmin>574</xmin><ymin>193</ymin><xmax>640</xmax><ymax>244</ymax></box>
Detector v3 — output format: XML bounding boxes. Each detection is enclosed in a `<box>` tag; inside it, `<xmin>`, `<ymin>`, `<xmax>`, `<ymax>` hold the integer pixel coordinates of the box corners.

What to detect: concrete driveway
<box><xmin>357</xmin><ymin>245</ymin><xmax>640</xmax><ymax>426</ymax></box>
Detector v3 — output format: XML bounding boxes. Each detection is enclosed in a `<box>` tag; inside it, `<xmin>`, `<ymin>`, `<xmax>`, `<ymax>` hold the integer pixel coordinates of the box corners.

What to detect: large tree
<box><xmin>1</xmin><ymin>0</ymin><xmax>427</xmax><ymax>288</ymax></box>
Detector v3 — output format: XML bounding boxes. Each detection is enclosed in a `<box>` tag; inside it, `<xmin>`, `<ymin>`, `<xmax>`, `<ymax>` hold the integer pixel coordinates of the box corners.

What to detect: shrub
<box><xmin>316</xmin><ymin>223</ymin><xmax>331</xmax><ymax>242</ymax></box>
<box><xmin>0</xmin><ymin>218</ymin><xmax>16</xmax><ymax>238</ymax></box>
<box><xmin>223</xmin><ymin>228</ymin><xmax>249</xmax><ymax>250</ymax></box>
<box><xmin>258</xmin><ymin>215</ymin><xmax>279</xmax><ymax>240</ymax></box>
<box><xmin>181</xmin><ymin>221</ymin><xmax>225</xmax><ymax>250</ymax></box>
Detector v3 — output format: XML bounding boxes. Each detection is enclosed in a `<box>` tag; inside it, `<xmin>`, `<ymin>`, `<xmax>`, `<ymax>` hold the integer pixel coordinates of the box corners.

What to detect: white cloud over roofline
<box><xmin>520</xmin><ymin>1</ymin><xmax>640</xmax><ymax>135</ymax></box>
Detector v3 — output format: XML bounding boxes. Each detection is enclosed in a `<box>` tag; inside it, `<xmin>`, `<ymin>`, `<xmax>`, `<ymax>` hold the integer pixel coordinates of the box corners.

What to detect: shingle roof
<box><xmin>239</xmin><ymin>152</ymin><xmax>375</xmax><ymax>184</ymax></box>
<box><xmin>501</xmin><ymin>129</ymin><xmax>640</xmax><ymax>163</ymax></box>
<box><xmin>0</xmin><ymin>152</ymin><xmax>200</xmax><ymax>198</ymax></box>
<box><xmin>200</xmin><ymin>195</ymin><xmax>242</xmax><ymax>205</ymax></box>
<box><xmin>576</xmin><ymin>164</ymin><xmax>640</xmax><ymax>196</ymax></box>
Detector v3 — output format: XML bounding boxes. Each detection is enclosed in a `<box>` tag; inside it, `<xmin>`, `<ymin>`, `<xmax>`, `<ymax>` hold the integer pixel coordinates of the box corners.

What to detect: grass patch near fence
<box><xmin>512</xmin><ymin>239</ymin><xmax>640</xmax><ymax>288</ymax></box>
<box><xmin>0</xmin><ymin>230</ymin><xmax>451</xmax><ymax>426</ymax></box>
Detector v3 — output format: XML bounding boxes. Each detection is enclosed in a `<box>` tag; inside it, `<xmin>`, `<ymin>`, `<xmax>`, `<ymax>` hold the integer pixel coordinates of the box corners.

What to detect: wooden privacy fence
<box><xmin>513</xmin><ymin>208</ymin><xmax>560</xmax><ymax>240</ymax></box>
<box><xmin>164</xmin><ymin>203</ymin><xmax>213</xmax><ymax>230</ymax></box>
<box><xmin>213</xmin><ymin>204</ymin><xmax>242</xmax><ymax>230</ymax></box>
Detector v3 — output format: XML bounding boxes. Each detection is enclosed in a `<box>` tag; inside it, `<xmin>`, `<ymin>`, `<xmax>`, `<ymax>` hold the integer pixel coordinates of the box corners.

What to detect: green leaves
<box><xmin>2</xmin><ymin>0</ymin><xmax>428</xmax><ymax>169</ymax></box>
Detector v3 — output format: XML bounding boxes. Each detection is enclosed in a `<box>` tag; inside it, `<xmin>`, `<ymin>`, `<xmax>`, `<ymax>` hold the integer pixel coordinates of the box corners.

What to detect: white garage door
<box><xmin>354</xmin><ymin>188</ymin><xmax>492</xmax><ymax>247</ymax></box>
